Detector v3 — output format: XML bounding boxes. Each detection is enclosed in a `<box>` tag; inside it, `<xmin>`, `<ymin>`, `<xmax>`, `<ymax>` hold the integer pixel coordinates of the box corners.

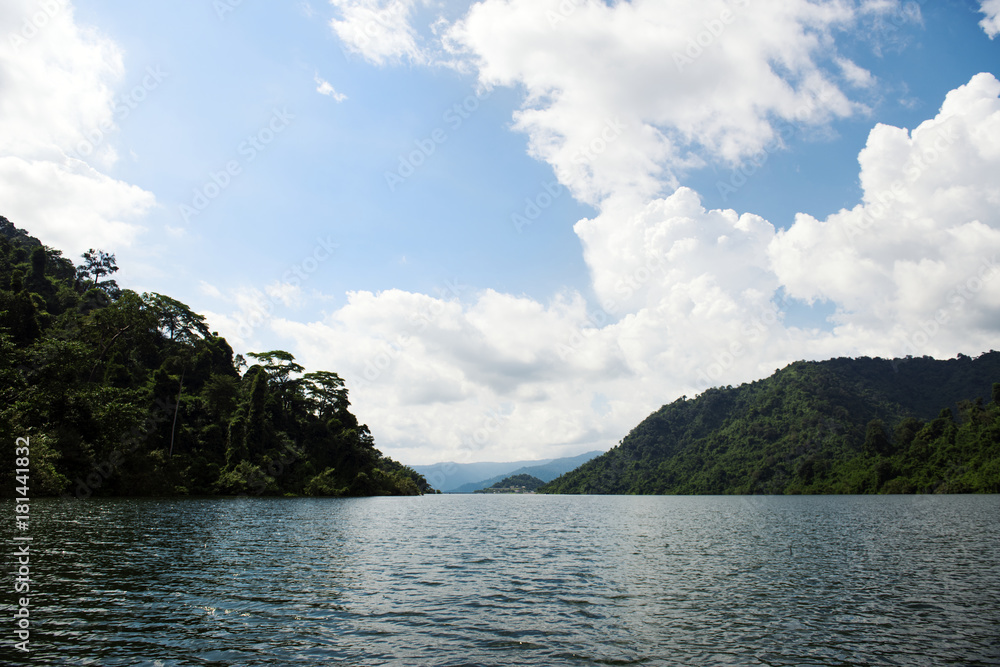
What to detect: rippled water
<box><xmin>6</xmin><ymin>495</ymin><xmax>1000</xmax><ymax>665</ymax></box>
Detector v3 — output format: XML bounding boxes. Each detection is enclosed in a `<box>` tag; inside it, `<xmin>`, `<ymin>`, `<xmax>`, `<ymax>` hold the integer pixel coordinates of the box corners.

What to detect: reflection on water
<box><xmin>7</xmin><ymin>495</ymin><xmax>1000</xmax><ymax>665</ymax></box>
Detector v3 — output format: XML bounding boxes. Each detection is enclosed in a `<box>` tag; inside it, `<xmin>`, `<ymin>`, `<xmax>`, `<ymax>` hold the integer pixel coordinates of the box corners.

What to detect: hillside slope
<box><xmin>541</xmin><ymin>355</ymin><xmax>1000</xmax><ymax>495</ymax></box>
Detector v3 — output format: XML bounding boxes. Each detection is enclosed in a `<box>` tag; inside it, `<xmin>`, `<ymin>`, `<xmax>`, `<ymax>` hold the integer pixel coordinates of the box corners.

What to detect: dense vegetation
<box><xmin>476</xmin><ymin>474</ymin><xmax>544</xmax><ymax>493</ymax></box>
<box><xmin>0</xmin><ymin>217</ymin><xmax>431</xmax><ymax>498</ymax></box>
<box><xmin>542</xmin><ymin>355</ymin><xmax>1000</xmax><ymax>495</ymax></box>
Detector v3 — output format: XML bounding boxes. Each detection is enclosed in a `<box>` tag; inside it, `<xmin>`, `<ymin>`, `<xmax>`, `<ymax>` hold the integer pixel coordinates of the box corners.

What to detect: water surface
<box><xmin>7</xmin><ymin>494</ymin><xmax>1000</xmax><ymax>665</ymax></box>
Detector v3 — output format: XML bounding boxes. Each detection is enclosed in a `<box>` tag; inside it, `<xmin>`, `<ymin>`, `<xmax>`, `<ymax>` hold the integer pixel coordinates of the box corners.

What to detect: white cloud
<box><xmin>445</xmin><ymin>0</ymin><xmax>862</xmax><ymax>204</ymax></box>
<box><xmin>315</xmin><ymin>75</ymin><xmax>347</xmax><ymax>101</ymax></box>
<box><xmin>836</xmin><ymin>56</ymin><xmax>876</xmax><ymax>88</ymax></box>
<box><xmin>859</xmin><ymin>0</ymin><xmax>898</xmax><ymax>13</ymax></box>
<box><xmin>266</xmin><ymin>287</ymin><xmax>637</xmax><ymax>463</ymax></box>
<box><xmin>980</xmin><ymin>0</ymin><xmax>1000</xmax><ymax>38</ymax></box>
<box><xmin>199</xmin><ymin>280</ymin><xmax>224</xmax><ymax>299</ymax></box>
<box><xmin>0</xmin><ymin>0</ymin><xmax>122</xmax><ymax>161</ymax></box>
<box><xmin>769</xmin><ymin>72</ymin><xmax>1000</xmax><ymax>356</ymax></box>
<box><xmin>266</xmin><ymin>281</ymin><xmax>304</xmax><ymax>308</ymax></box>
<box><xmin>0</xmin><ymin>0</ymin><xmax>155</xmax><ymax>254</ymax></box>
<box><xmin>329</xmin><ymin>0</ymin><xmax>427</xmax><ymax>65</ymax></box>
<box><xmin>0</xmin><ymin>156</ymin><xmax>154</xmax><ymax>256</ymax></box>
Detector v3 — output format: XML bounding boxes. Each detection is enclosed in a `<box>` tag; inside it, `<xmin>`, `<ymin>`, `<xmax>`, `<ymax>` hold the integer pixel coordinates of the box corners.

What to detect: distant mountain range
<box><xmin>411</xmin><ymin>450</ymin><xmax>602</xmax><ymax>492</ymax></box>
<box><xmin>542</xmin><ymin>354</ymin><xmax>1000</xmax><ymax>495</ymax></box>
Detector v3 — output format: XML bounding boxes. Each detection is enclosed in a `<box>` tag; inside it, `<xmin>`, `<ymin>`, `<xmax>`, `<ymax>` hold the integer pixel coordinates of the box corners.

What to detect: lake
<box><xmin>7</xmin><ymin>495</ymin><xmax>1000</xmax><ymax>665</ymax></box>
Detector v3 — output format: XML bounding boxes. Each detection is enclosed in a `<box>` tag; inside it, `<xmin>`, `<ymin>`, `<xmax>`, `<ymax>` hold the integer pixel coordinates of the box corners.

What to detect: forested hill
<box><xmin>541</xmin><ymin>354</ymin><xmax>1000</xmax><ymax>495</ymax></box>
<box><xmin>487</xmin><ymin>474</ymin><xmax>544</xmax><ymax>491</ymax></box>
<box><xmin>0</xmin><ymin>217</ymin><xmax>431</xmax><ymax>498</ymax></box>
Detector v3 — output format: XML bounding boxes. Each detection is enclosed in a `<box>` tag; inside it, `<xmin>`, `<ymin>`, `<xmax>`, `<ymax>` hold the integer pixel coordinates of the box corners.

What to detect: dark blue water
<box><xmin>5</xmin><ymin>495</ymin><xmax>1000</xmax><ymax>665</ymax></box>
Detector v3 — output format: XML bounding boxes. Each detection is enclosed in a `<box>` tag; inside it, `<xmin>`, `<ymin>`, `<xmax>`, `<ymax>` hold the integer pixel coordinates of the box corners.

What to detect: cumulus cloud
<box><xmin>0</xmin><ymin>0</ymin><xmax>155</xmax><ymax>254</ymax></box>
<box><xmin>769</xmin><ymin>72</ymin><xmax>1000</xmax><ymax>357</ymax></box>
<box><xmin>445</xmin><ymin>0</ymin><xmax>863</xmax><ymax>204</ymax></box>
<box><xmin>980</xmin><ymin>0</ymin><xmax>1000</xmax><ymax>38</ymax></box>
<box><xmin>265</xmin><ymin>287</ymin><xmax>636</xmax><ymax>463</ymax></box>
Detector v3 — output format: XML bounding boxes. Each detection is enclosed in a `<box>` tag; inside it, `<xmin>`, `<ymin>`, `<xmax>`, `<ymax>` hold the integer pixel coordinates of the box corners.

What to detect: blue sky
<box><xmin>2</xmin><ymin>0</ymin><xmax>1000</xmax><ymax>464</ymax></box>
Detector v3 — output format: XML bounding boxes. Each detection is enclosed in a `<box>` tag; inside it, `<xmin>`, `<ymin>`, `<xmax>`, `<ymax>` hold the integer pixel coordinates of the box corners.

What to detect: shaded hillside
<box><xmin>541</xmin><ymin>355</ymin><xmax>1000</xmax><ymax>495</ymax></box>
<box><xmin>0</xmin><ymin>217</ymin><xmax>430</xmax><ymax>497</ymax></box>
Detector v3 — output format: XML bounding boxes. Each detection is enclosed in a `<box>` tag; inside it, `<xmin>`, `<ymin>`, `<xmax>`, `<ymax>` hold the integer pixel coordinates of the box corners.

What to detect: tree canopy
<box><xmin>542</xmin><ymin>355</ymin><xmax>1000</xmax><ymax>495</ymax></box>
<box><xmin>0</xmin><ymin>216</ymin><xmax>431</xmax><ymax>498</ymax></box>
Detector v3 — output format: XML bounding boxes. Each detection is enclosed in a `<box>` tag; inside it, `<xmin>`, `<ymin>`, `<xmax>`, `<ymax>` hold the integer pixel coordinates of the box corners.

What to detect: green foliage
<box><xmin>863</xmin><ymin>419</ymin><xmax>892</xmax><ymax>457</ymax></box>
<box><xmin>304</xmin><ymin>467</ymin><xmax>346</xmax><ymax>496</ymax></box>
<box><xmin>542</xmin><ymin>356</ymin><xmax>1000</xmax><ymax>495</ymax></box>
<box><xmin>77</xmin><ymin>248</ymin><xmax>120</xmax><ymax>297</ymax></box>
<box><xmin>0</xmin><ymin>216</ymin><xmax>432</xmax><ymax>498</ymax></box>
<box><xmin>482</xmin><ymin>473</ymin><xmax>545</xmax><ymax>491</ymax></box>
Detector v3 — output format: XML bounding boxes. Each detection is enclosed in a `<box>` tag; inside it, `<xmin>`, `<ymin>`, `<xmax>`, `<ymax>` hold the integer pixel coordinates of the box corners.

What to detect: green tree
<box><xmin>226</xmin><ymin>365</ymin><xmax>275</xmax><ymax>465</ymax></box>
<box><xmin>143</xmin><ymin>292</ymin><xmax>211</xmax><ymax>342</ymax></box>
<box><xmin>303</xmin><ymin>370</ymin><xmax>350</xmax><ymax>420</ymax></box>
<box><xmin>77</xmin><ymin>249</ymin><xmax>120</xmax><ymax>296</ymax></box>
<box><xmin>863</xmin><ymin>419</ymin><xmax>891</xmax><ymax>457</ymax></box>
